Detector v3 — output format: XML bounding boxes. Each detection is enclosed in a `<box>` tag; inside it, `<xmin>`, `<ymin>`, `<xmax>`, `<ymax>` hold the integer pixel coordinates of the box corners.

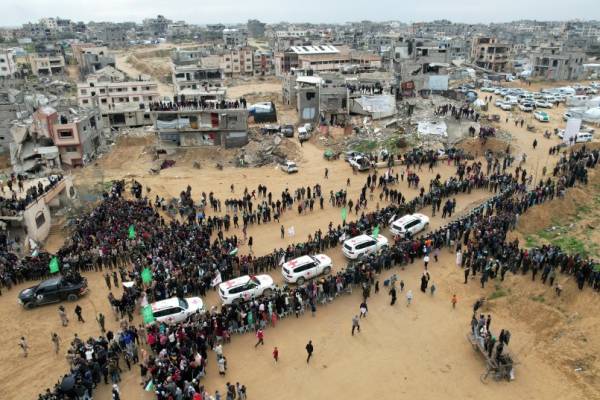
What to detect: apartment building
<box><xmin>28</xmin><ymin>51</ymin><xmax>65</xmax><ymax>76</ymax></box>
<box><xmin>223</xmin><ymin>28</ymin><xmax>248</xmax><ymax>47</ymax></box>
<box><xmin>172</xmin><ymin>63</ymin><xmax>225</xmax><ymax>101</ymax></box>
<box><xmin>0</xmin><ymin>48</ymin><xmax>18</xmax><ymax>77</ymax></box>
<box><xmin>247</xmin><ymin>20</ymin><xmax>266</xmax><ymax>38</ymax></box>
<box><xmin>77</xmin><ymin>77</ymin><xmax>159</xmax><ymax>108</ymax></box>
<box><xmin>530</xmin><ymin>44</ymin><xmax>586</xmax><ymax>81</ymax></box>
<box><xmin>471</xmin><ymin>37</ymin><xmax>512</xmax><ymax>72</ymax></box>
<box><xmin>221</xmin><ymin>47</ymin><xmax>254</xmax><ymax>77</ymax></box>
<box><xmin>152</xmin><ymin>108</ymin><xmax>248</xmax><ymax>148</ymax></box>
<box><xmin>253</xmin><ymin>50</ymin><xmax>275</xmax><ymax>76</ymax></box>
<box><xmin>275</xmin><ymin>45</ymin><xmax>381</xmax><ymax>76</ymax></box>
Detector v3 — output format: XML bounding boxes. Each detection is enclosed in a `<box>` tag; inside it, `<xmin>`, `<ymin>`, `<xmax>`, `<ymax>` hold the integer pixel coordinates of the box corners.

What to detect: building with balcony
<box><xmin>223</xmin><ymin>28</ymin><xmax>248</xmax><ymax>47</ymax></box>
<box><xmin>0</xmin><ymin>48</ymin><xmax>19</xmax><ymax>78</ymax></box>
<box><xmin>28</xmin><ymin>51</ymin><xmax>65</xmax><ymax>76</ymax></box>
<box><xmin>221</xmin><ymin>47</ymin><xmax>254</xmax><ymax>77</ymax></box>
<box><xmin>172</xmin><ymin>63</ymin><xmax>225</xmax><ymax>101</ymax></box>
<box><xmin>530</xmin><ymin>44</ymin><xmax>586</xmax><ymax>81</ymax></box>
<box><xmin>471</xmin><ymin>37</ymin><xmax>511</xmax><ymax>72</ymax></box>
<box><xmin>152</xmin><ymin>108</ymin><xmax>248</xmax><ymax>148</ymax></box>
<box><xmin>77</xmin><ymin>77</ymin><xmax>159</xmax><ymax>109</ymax></box>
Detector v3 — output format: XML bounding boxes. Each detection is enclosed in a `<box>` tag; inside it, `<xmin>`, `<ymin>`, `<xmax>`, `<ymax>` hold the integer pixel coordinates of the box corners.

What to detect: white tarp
<box><xmin>417</xmin><ymin>121</ymin><xmax>448</xmax><ymax>137</ymax></box>
<box><xmin>583</xmin><ymin>108</ymin><xmax>600</xmax><ymax>123</ymax></box>
<box><xmin>564</xmin><ymin>118</ymin><xmax>581</xmax><ymax>145</ymax></box>
<box><xmin>156</xmin><ymin>118</ymin><xmax>190</xmax><ymax>129</ymax></box>
<box><xmin>352</xmin><ymin>95</ymin><xmax>396</xmax><ymax>119</ymax></box>
<box><xmin>427</xmin><ymin>75</ymin><xmax>449</xmax><ymax>91</ymax></box>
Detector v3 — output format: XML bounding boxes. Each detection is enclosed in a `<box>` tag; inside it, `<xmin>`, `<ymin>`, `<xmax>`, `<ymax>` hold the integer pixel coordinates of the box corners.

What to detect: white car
<box><xmin>499</xmin><ymin>102</ymin><xmax>513</xmax><ymax>111</ymax></box>
<box><xmin>218</xmin><ymin>275</ymin><xmax>275</xmax><ymax>305</ymax></box>
<box><xmin>481</xmin><ymin>87</ymin><xmax>496</xmax><ymax>92</ymax></box>
<box><xmin>504</xmin><ymin>96</ymin><xmax>519</xmax><ymax>105</ymax></box>
<box><xmin>390</xmin><ymin>213</ymin><xmax>430</xmax><ymax>237</ymax></box>
<box><xmin>149</xmin><ymin>297</ymin><xmax>204</xmax><ymax>325</ymax></box>
<box><xmin>535</xmin><ymin>100</ymin><xmax>553</xmax><ymax>108</ymax></box>
<box><xmin>342</xmin><ymin>234</ymin><xmax>389</xmax><ymax>259</ymax></box>
<box><xmin>281</xmin><ymin>254</ymin><xmax>332</xmax><ymax>284</ymax></box>
<box><xmin>494</xmin><ymin>98</ymin><xmax>504</xmax><ymax>107</ymax></box>
<box><xmin>534</xmin><ymin>111</ymin><xmax>550</xmax><ymax>122</ymax></box>
<box><xmin>518</xmin><ymin>103</ymin><xmax>534</xmax><ymax>112</ymax></box>
<box><xmin>281</xmin><ymin>161</ymin><xmax>299</xmax><ymax>173</ymax></box>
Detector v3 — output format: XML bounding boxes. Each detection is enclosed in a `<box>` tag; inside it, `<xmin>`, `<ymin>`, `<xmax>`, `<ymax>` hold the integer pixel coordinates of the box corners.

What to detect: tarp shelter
<box><xmin>564</xmin><ymin>118</ymin><xmax>582</xmax><ymax>144</ymax></box>
<box><xmin>249</xmin><ymin>101</ymin><xmax>277</xmax><ymax>123</ymax></box>
<box><xmin>417</xmin><ymin>121</ymin><xmax>448</xmax><ymax>137</ymax></box>
<box><xmin>351</xmin><ymin>95</ymin><xmax>396</xmax><ymax>120</ymax></box>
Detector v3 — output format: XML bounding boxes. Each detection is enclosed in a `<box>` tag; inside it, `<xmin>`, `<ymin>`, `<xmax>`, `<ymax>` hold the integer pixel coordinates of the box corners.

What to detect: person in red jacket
<box><xmin>255</xmin><ymin>329</ymin><xmax>264</xmax><ymax>347</ymax></box>
<box><xmin>272</xmin><ymin>346</ymin><xmax>279</xmax><ymax>363</ymax></box>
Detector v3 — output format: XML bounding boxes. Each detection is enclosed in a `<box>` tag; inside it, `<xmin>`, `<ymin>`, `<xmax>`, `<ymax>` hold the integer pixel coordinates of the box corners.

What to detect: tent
<box><xmin>583</xmin><ymin>107</ymin><xmax>600</xmax><ymax>124</ymax></box>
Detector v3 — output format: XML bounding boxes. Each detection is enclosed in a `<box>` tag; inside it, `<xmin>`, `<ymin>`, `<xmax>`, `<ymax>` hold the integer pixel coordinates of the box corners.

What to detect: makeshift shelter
<box><xmin>350</xmin><ymin>95</ymin><xmax>396</xmax><ymax>120</ymax></box>
<box><xmin>583</xmin><ymin>108</ymin><xmax>600</xmax><ymax>124</ymax></box>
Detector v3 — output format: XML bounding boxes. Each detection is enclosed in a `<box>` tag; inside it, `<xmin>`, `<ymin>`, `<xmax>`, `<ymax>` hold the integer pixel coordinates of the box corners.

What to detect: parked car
<box><xmin>518</xmin><ymin>102</ymin><xmax>534</xmax><ymax>112</ymax></box>
<box><xmin>344</xmin><ymin>150</ymin><xmax>364</xmax><ymax>161</ymax></box>
<box><xmin>389</xmin><ymin>213</ymin><xmax>430</xmax><ymax>237</ymax></box>
<box><xmin>281</xmin><ymin>254</ymin><xmax>332</xmax><ymax>284</ymax></box>
<box><xmin>576</xmin><ymin>132</ymin><xmax>593</xmax><ymax>143</ymax></box>
<box><xmin>534</xmin><ymin>111</ymin><xmax>550</xmax><ymax>122</ymax></box>
<box><xmin>494</xmin><ymin>98</ymin><xmax>504</xmax><ymax>107</ymax></box>
<box><xmin>281</xmin><ymin>160</ymin><xmax>299</xmax><ymax>173</ymax></box>
<box><xmin>298</xmin><ymin>126</ymin><xmax>311</xmax><ymax>140</ymax></box>
<box><xmin>563</xmin><ymin>112</ymin><xmax>575</xmax><ymax>121</ymax></box>
<box><xmin>149</xmin><ymin>297</ymin><xmax>204</xmax><ymax>325</ymax></box>
<box><xmin>499</xmin><ymin>102</ymin><xmax>513</xmax><ymax>111</ymax></box>
<box><xmin>281</xmin><ymin>125</ymin><xmax>294</xmax><ymax>137</ymax></box>
<box><xmin>535</xmin><ymin>100</ymin><xmax>552</xmax><ymax>108</ymax></box>
<box><xmin>504</xmin><ymin>96</ymin><xmax>519</xmax><ymax>105</ymax></box>
<box><xmin>348</xmin><ymin>156</ymin><xmax>371</xmax><ymax>171</ymax></box>
<box><xmin>18</xmin><ymin>276</ymin><xmax>88</xmax><ymax>309</ymax></box>
<box><xmin>218</xmin><ymin>275</ymin><xmax>275</xmax><ymax>305</ymax></box>
<box><xmin>481</xmin><ymin>87</ymin><xmax>496</xmax><ymax>92</ymax></box>
<box><xmin>342</xmin><ymin>234</ymin><xmax>389</xmax><ymax>259</ymax></box>
<box><xmin>260</xmin><ymin>124</ymin><xmax>281</xmax><ymax>135</ymax></box>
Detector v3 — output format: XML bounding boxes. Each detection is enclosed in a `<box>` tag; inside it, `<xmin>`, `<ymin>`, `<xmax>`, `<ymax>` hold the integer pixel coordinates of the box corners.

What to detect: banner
<box><xmin>211</xmin><ymin>271</ymin><xmax>222</xmax><ymax>287</ymax></box>
<box><xmin>128</xmin><ymin>225</ymin><xmax>136</xmax><ymax>239</ymax></box>
<box><xmin>49</xmin><ymin>256</ymin><xmax>59</xmax><ymax>273</ymax></box>
<box><xmin>341</xmin><ymin>207</ymin><xmax>347</xmax><ymax>222</ymax></box>
<box><xmin>141</xmin><ymin>268</ymin><xmax>153</xmax><ymax>284</ymax></box>
<box><xmin>372</xmin><ymin>225</ymin><xmax>380</xmax><ymax>238</ymax></box>
<box><xmin>141</xmin><ymin>305</ymin><xmax>155</xmax><ymax>324</ymax></box>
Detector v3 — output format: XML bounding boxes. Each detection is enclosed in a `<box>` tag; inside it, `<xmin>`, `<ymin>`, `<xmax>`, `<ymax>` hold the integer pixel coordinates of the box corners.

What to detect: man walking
<box><xmin>451</xmin><ymin>294</ymin><xmax>457</xmax><ymax>309</ymax></box>
<box><xmin>75</xmin><ymin>304</ymin><xmax>85</xmax><ymax>323</ymax></box>
<box><xmin>305</xmin><ymin>340</ymin><xmax>314</xmax><ymax>363</ymax></box>
<box><xmin>406</xmin><ymin>290</ymin><xmax>413</xmax><ymax>306</ymax></box>
<box><xmin>51</xmin><ymin>332</ymin><xmax>61</xmax><ymax>354</ymax></box>
<box><xmin>254</xmin><ymin>329</ymin><xmax>264</xmax><ymax>348</ymax></box>
<box><xmin>272</xmin><ymin>346</ymin><xmax>279</xmax><ymax>363</ymax></box>
<box><xmin>351</xmin><ymin>315</ymin><xmax>360</xmax><ymax>336</ymax></box>
<box><xmin>19</xmin><ymin>336</ymin><xmax>29</xmax><ymax>357</ymax></box>
<box><xmin>58</xmin><ymin>305</ymin><xmax>69</xmax><ymax>326</ymax></box>
<box><xmin>97</xmin><ymin>312</ymin><xmax>106</xmax><ymax>333</ymax></box>
<box><xmin>389</xmin><ymin>286</ymin><xmax>397</xmax><ymax>306</ymax></box>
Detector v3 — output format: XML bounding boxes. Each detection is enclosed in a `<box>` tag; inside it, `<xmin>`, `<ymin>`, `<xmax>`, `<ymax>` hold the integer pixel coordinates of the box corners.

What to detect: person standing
<box><xmin>272</xmin><ymin>346</ymin><xmax>279</xmax><ymax>363</ymax></box>
<box><xmin>389</xmin><ymin>286</ymin><xmax>397</xmax><ymax>306</ymax></box>
<box><xmin>406</xmin><ymin>290</ymin><xmax>413</xmax><ymax>306</ymax></box>
<box><xmin>451</xmin><ymin>294</ymin><xmax>457</xmax><ymax>309</ymax></box>
<box><xmin>359</xmin><ymin>302</ymin><xmax>368</xmax><ymax>318</ymax></box>
<box><xmin>97</xmin><ymin>313</ymin><xmax>106</xmax><ymax>333</ymax></box>
<box><xmin>305</xmin><ymin>340</ymin><xmax>314</xmax><ymax>363</ymax></box>
<box><xmin>75</xmin><ymin>304</ymin><xmax>85</xmax><ymax>323</ymax></box>
<box><xmin>58</xmin><ymin>305</ymin><xmax>69</xmax><ymax>326</ymax></box>
<box><xmin>19</xmin><ymin>336</ymin><xmax>29</xmax><ymax>357</ymax></box>
<box><xmin>324</xmin><ymin>168</ymin><xmax>329</xmax><ymax>179</ymax></box>
<box><xmin>351</xmin><ymin>315</ymin><xmax>360</xmax><ymax>336</ymax></box>
<box><xmin>280</xmin><ymin>225</ymin><xmax>285</xmax><ymax>239</ymax></box>
<box><xmin>51</xmin><ymin>332</ymin><xmax>61</xmax><ymax>354</ymax></box>
<box><xmin>464</xmin><ymin>267</ymin><xmax>470</xmax><ymax>284</ymax></box>
<box><xmin>254</xmin><ymin>329</ymin><xmax>264</xmax><ymax>347</ymax></box>
<box><xmin>104</xmin><ymin>272</ymin><xmax>112</xmax><ymax>289</ymax></box>
<box><xmin>430</xmin><ymin>283</ymin><xmax>436</xmax><ymax>296</ymax></box>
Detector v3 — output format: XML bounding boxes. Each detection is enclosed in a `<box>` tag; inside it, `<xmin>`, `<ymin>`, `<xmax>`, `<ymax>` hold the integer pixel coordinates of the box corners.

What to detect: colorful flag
<box><xmin>229</xmin><ymin>247</ymin><xmax>238</xmax><ymax>256</ymax></box>
<box><xmin>49</xmin><ymin>256</ymin><xmax>59</xmax><ymax>273</ymax></box>
<box><xmin>372</xmin><ymin>225</ymin><xmax>380</xmax><ymax>238</ymax></box>
<box><xmin>141</xmin><ymin>268</ymin><xmax>153</xmax><ymax>284</ymax></box>
<box><xmin>141</xmin><ymin>305</ymin><xmax>155</xmax><ymax>324</ymax></box>
<box><xmin>128</xmin><ymin>225</ymin><xmax>136</xmax><ymax>239</ymax></box>
<box><xmin>341</xmin><ymin>207</ymin><xmax>347</xmax><ymax>222</ymax></box>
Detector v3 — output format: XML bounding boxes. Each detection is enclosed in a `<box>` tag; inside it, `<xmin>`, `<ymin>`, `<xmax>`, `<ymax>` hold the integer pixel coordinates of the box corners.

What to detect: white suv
<box><xmin>342</xmin><ymin>234</ymin><xmax>389</xmax><ymax>259</ymax></box>
<box><xmin>218</xmin><ymin>275</ymin><xmax>275</xmax><ymax>305</ymax></box>
<box><xmin>390</xmin><ymin>213</ymin><xmax>430</xmax><ymax>237</ymax></box>
<box><xmin>149</xmin><ymin>297</ymin><xmax>204</xmax><ymax>325</ymax></box>
<box><xmin>282</xmin><ymin>254</ymin><xmax>332</xmax><ymax>284</ymax></box>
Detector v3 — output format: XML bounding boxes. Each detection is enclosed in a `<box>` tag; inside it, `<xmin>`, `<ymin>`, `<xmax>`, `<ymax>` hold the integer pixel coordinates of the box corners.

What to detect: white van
<box><xmin>342</xmin><ymin>234</ymin><xmax>389</xmax><ymax>259</ymax></box>
<box><xmin>281</xmin><ymin>254</ymin><xmax>332</xmax><ymax>284</ymax></box>
<box><xmin>218</xmin><ymin>275</ymin><xmax>275</xmax><ymax>305</ymax></box>
<box><xmin>149</xmin><ymin>297</ymin><xmax>204</xmax><ymax>325</ymax></box>
<box><xmin>576</xmin><ymin>132</ymin><xmax>593</xmax><ymax>143</ymax></box>
<box><xmin>504</xmin><ymin>96</ymin><xmax>519</xmax><ymax>105</ymax></box>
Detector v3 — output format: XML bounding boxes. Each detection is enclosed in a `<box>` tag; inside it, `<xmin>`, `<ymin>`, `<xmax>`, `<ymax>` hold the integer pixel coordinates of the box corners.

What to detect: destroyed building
<box><xmin>275</xmin><ymin>45</ymin><xmax>381</xmax><ymax>76</ymax></box>
<box><xmin>471</xmin><ymin>37</ymin><xmax>512</xmax><ymax>72</ymax></box>
<box><xmin>530</xmin><ymin>44</ymin><xmax>586</xmax><ymax>81</ymax></box>
<box><xmin>71</xmin><ymin>44</ymin><xmax>116</xmax><ymax>76</ymax></box>
<box><xmin>152</xmin><ymin>107</ymin><xmax>248</xmax><ymax>148</ymax></box>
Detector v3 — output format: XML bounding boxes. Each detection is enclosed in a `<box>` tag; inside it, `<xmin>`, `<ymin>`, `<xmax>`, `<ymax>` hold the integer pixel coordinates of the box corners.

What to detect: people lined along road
<box><xmin>30</xmin><ymin>145</ymin><xmax>600</xmax><ymax>399</ymax></box>
<box><xmin>0</xmin><ymin>174</ymin><xmax>64</xmax><ymax>216</ymax></box>
<box><xmin>148</xmin><ymin>97</ymin><xmax>248</xmax><ymax>112</ymax></box>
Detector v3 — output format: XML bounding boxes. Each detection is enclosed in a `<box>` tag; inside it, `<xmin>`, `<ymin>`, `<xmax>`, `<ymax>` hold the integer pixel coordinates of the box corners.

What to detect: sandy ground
<box><xmin>2</xmin><ymin>80</ymin><xmax>600</xmax><ymax>399</ymax></box>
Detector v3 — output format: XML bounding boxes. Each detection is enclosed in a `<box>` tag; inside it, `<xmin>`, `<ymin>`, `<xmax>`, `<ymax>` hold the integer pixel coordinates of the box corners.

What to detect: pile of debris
<box><xmin>234</xmin><ymin>132</ymin><xmax>299</xmax><ymax>167</ymax></box>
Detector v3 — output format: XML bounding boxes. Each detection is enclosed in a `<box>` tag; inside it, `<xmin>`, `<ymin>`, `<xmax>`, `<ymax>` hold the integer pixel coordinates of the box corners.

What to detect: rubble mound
<box><xmin>235</xmin><ymin>134</ymin><xmax>301</xmax><ymax>167</ymax></box>
<box><xmin>456</xmin><ymin>137</ymin><xmax>512</xmax><ymax>158</ymax></box>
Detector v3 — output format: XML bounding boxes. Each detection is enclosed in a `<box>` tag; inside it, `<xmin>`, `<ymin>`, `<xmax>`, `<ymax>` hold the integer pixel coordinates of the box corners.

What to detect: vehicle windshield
<box><xmin>309</xmin><ymin>255</ymin><xmax>319</xmax><ymax>263</ymax></box>
<box><xmin>178</xmin><ymin>298</ymin><xmax>188</xmax><ymax>309</ymax></box>
<box><xmin>251</xmin><ymin>276</ymin><xmax>261</xmax><ymax>285</ymax></box>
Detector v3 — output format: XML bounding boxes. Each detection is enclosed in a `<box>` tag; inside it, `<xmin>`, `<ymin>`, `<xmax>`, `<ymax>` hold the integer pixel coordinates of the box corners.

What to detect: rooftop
<box><xmin>289</xmin><ymin>45</ymin><xmax>339</xmax><ymax>55</ymax></box>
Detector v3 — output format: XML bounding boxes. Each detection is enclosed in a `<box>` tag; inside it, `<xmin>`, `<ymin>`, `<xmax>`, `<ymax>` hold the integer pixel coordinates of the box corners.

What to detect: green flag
<box><xmin>141</xmin><ymin>268</ymin><xmax>153</xmax><ymax>284</ymax></box>
<box><xmin>144</xmin><ymin>380</ymin><xmax>155</xmax><ymax>392</ymax></box>
<box><xmin>372</xmin><ymin>225</ymin><xmax>380</xmax><ymax>238</ymax></box>
<box><xmin>341</xmin><ymin>207</ymin><xmax>347</xmax><ymax>222</ymax></box>
<box><xmin>49</xmin><ymin>256</ymin><xmax>60</xmax><ymax>273</ymax></box>
<box><xmin>128</xmin><ymin>224</ymin><xmax>136</xmax><ymax>239</ymax></box>
<box><xmin>141</xmin><ymin>305</ymin><xmax>155</xmax><ymax>324</ymax></box>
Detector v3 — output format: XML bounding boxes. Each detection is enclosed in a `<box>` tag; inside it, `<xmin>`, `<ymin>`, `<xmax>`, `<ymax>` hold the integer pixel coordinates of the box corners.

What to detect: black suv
<box><xmin>18</xmin><ymin>275</ymin><xmax>88</xmax><ymax>309</ymax></box>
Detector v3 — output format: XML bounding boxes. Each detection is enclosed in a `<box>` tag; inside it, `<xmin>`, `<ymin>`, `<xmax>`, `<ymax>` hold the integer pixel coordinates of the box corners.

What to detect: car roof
<box><xmin>151</xmin><ymin>297</ymin><xmax>182</xmax><ymax>311</ymax></box>
<box><xmin>345</xmin><ymin>234</ymin><xmax>376</xmax><ymax>246</ymax></box>
<box><xmin>39</xmin><ymin>277</ymin><xmax>62</xmax><ymax>288</ymax></box>
<box><xmin>220</xmin><ymin>275</ymin><xmax>251</xmax><ymax>289</ymax></box>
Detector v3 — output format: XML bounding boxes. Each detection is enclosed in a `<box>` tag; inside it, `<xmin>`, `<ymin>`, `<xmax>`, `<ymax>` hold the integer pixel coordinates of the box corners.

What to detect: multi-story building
<box><xmin>530</xmin><ymin>44</ymin><xmax>586</xmax><ymax>81</ymax></box>
<box><xmin>143</xmin><ymin>15</ymin><xmax>172</xmax><ymax>36</ymax></box>
<box><xmin>171</xmin><ymin>47</ymin><xmax>209</xmax><ymax>65</ymax></box>
<box><xmin>471</xmin><ymin>37</ymin><xmax>511</xmax><ymax>72</ymax></box>
<box><xmin>223</xmin><ymin>28</ymin><xmax>248</xmax><ymax>47</ymax></box>
<box><xmin>253</xmin><ymin>50</ymin><xmax>275</xmax><ymax>76</ymax></box>
<box><xmin>275</xmin><ymin>45</ymin><xmax>381</xmax><ymax>76</ymax></box>
<box><xmin>77</xmin><ymin>77</ymin><xmax>160</xmax><ymax>108</ymax></box>
<box><xmin>28</xmin><ymin>51</ymin><xmax>65</xmax><ymax>76</ymax></box>
<box><xmin>172</xmin><ymin>63</ymin><xmax>225</xmax><ymax>101</ymax></box>
<box><xmin>221</xmin><ymin>47</ymin><xmax>254</xmax><ymax>77</ymax></box>
<box><xmin>152</xmin><ymin>107</ymin><xmax>248</xmax><ymax>148</ymax></box>
<box><xmin>71</xmin><ymin>44</ymin><xmax>116</xmax><ymax>76</ymax></box>
<box><xmin>0</xmin><ymin>48</ymin><xmax>19</xmax><ymax>77</ymax></box>
<box><xmin>0</xmin><ymin>89</ymin><xmax>26</xmax><ymax>152</ymax></box>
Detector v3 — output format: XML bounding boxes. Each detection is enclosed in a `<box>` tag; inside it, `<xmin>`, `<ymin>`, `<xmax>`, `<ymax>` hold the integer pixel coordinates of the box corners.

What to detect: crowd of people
<box><xmin>0</xmin><ymin>174</ymin><xmax>64</xmax><ymax>216</ymax></box>
<box><xmin>148</xmin><ymin>98</ymin><xmax>248</xmax><ymax>112</ymax></box>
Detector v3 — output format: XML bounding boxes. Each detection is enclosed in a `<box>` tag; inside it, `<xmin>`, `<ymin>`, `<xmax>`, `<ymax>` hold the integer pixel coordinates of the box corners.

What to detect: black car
<box><xmin>281</xmin><ymin>125</ymin><xmax>294</xmax><ymax>138</ymax></box>
<box><xmin>18</xmin><ymin>275</ymin><xmax>88</xmax><ymax>309</ymax></box>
